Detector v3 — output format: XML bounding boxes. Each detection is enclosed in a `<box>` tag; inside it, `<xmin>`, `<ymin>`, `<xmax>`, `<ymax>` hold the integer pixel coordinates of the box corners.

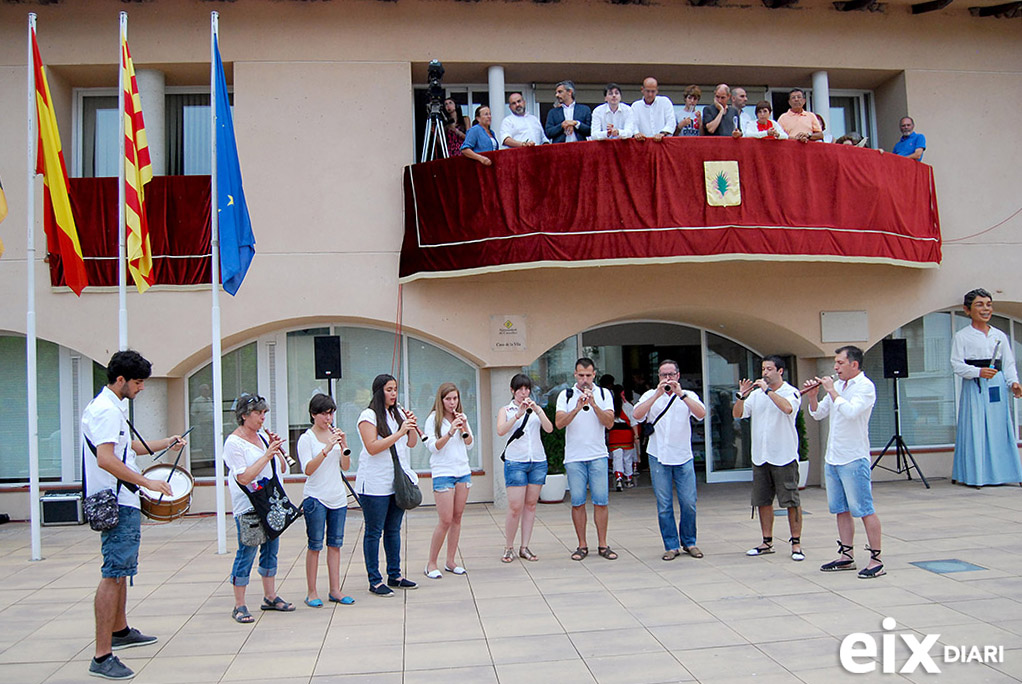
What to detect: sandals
<box><xmin>746</xmin><ymin>537</ymin><xmax>775</xmax><ymax>557</ymax></box>
<box><xmin>820</xmin><ymin>540</ymin><xmax>856</xmax><ymax>572</ymax></box>
<box><xmin>304</xmin><ymin>597</ymin><xmax>323</xmax><ymax>608</ymax></box>
<box><xmin>444</xmin><ymin>565</ymin><xmax>467</xmax><ymax>575</ymax></box>
<box><xmin>424</xmin><ymin>567</ymin><xmax>443</xmax><ymax>579</ymax></box>
<box><xmin>598</xmin><ymin>546</ymin><xmax>618</xmax><ymax>560</ymax></box>
<box><xmin>662</xmin><ymin>549</ymin><xmax>681</xmax><ymax>561</ymax></box>
<box><xmin>570</xmin><ymin>547</ymin><xmax>589</xmax><ymax>561</ymax></box>
<box><xmin>518</xmin><ymin>547</ymin><xmax>538</xmax><ymax>562</ymax></box>
<box><xmin>790</xmin><ymin>536</ymin><xmax>805</xmax><ymax>562</ymax></box>
<box><xmin>501</xmin><ymin>547</ymin><xmax>516</xmax><ymax>563</ymax></box>
<box><xmin>858</xmin><ymin>546</ymin><xmax>886</xmax><ymax>579</ymax></box>
<box><xmin>261</xmin><ymin>596</ymin><xmax>295</xmax><ymax>612</ymax></box>
<box><xmin>329</xmin><ymin>594</ymin><xmax>355</xmax><ymax>604</ymax></box>
<box><xmin>232</xmin><ymin>605</ymin><xmax>254</xmax><ymax>623</ymax></box>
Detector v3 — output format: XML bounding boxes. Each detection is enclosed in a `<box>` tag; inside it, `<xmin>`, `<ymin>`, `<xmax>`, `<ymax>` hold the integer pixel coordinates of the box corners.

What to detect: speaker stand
<box><xmin>871</xmin><ymin>376</ymin><xmax>930</xmax><ymax>488</ymax></box>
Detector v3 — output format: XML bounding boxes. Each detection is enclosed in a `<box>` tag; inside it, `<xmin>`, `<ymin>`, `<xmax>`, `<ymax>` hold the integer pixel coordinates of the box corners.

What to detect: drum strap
<box><xmin>83</xmin><ymin>436</ymin><xmax>138</xmax><ymax>495</ymax></box>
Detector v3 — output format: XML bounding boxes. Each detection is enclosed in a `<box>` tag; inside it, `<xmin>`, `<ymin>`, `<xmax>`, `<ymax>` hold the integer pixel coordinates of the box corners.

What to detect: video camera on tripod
<box><xmin>420</xmin><ymin>59</ymin><xmax>449</xmax><ymax>162</ymax></box>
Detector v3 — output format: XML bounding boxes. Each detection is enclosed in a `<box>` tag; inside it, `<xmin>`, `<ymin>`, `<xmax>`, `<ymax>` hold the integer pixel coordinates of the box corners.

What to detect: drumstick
<box><xmin>156</xmin><ymin>440</ymin><xmax>188</xmax><ymax>505</ymax></box>
<box><xmin>153</xmin><ymin>426</ymin><xmax>195</xmax><ymax>460</ymax></box>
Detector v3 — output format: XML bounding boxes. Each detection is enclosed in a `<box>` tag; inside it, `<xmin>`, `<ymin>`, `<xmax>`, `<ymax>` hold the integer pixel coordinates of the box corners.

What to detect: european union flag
<box><xmin>214</xmin><ymin>39</ymin><xmax>254</xmax><ymax>296</ymax></box>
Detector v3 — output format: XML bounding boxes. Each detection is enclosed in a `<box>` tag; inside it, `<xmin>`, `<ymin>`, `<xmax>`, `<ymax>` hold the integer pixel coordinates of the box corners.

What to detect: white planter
<box><xmin>798</xmin><ymin>460</ymin><xmax>809</xmax><ymax>490</ymax></box>
<box><xmin>539</xmin><ymin>473</ymin><xmax>567</xmax><ymax>503</ymax></box>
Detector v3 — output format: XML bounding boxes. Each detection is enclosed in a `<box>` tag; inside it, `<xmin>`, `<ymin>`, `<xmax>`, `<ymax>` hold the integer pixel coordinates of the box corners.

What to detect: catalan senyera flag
<box><xmin>122</xmin><ymin>36</ymin><xmax>154</xmax><ymax>293</ymax></box>
<box><xmin>0</xmin><ymin>174</ymin><xmax>8</xmax><ymax>259</ymax></box>
<box><xmin>31</xmin><ymin>29</ymin><xmax>87</xmax><ymax>295</ymax></box>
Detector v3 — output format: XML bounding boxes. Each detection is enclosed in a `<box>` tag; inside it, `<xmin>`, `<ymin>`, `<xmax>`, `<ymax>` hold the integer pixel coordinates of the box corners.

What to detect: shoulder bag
<box><xmin>390</xmin><ymin>445</ymin><xmax>422</xmax><ymax>510</ymax></box>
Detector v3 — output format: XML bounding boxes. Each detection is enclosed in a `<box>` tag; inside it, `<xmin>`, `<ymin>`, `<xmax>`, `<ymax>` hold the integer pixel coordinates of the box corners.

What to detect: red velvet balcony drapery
<box><xmin>400</xmin><ymin>138</ymin><xmax>941</xmax><ymax>281</ymax></box>
<box><xmin>44</xmin><ymin>175</ymin><xmax>212</xmax><ymax>289</ymax></box>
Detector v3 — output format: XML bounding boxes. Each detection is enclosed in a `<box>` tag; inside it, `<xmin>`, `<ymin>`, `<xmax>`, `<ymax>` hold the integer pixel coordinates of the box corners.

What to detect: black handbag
<box><xmin>239</xmin><ymin>449</ymin><xmax>302</xmax><ymax>541</ymax></box>
<box><xmin>390</xmin><ymin>445</ymin><xmax>422</xmax><ymax>510</ymax></box>
<box><xmin>82</xmin><ymin>437</ymin><xmax>133</xmax><ymax>532</ymax></box>
<box><xmin>643</xmin><ymin>394</ymin><xmax>678</xmax><ymax>437</ymax></box>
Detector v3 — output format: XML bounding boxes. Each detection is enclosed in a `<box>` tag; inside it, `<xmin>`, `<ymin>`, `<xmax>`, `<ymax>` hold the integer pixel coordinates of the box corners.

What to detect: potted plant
<box><xmin>796</xmin><ymin>410</ymin><xmax>810</xmax><ymax>489</ymax></box>
<box><xmin>539</xmin><ymin>403</ymin><xmax>567</xmax><ymax>503</ymax></box>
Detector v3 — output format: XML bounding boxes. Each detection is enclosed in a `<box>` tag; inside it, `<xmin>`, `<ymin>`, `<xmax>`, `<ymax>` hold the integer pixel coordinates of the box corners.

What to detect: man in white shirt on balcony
<box><xmin>499</xmin><ymin>92</ymin><xmax>548</xmax><ymax>149</ymax></box>
<box><xmin>631</xmin><ymin>77</ymin><xmax>676</xmax><ymax>142</ymax></box>
<box><xmin>591</xmin><ymin>83</ymin><xmax>635</xmax><ymax>141</ymax></box>
<box><xmin>730</xmin><ymin>87</ymin><xmax>751</xmax><ymax>136</ymax></box>
<box><xmin>805</xmin><ymin>346</ymin><xmax>885</xmax><ymax>579</ymax></box>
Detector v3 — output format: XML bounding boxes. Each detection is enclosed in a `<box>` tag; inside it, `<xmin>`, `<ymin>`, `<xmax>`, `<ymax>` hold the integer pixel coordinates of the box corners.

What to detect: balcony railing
<box><xmin>400</xmin><ymin>137</ymin><xmax>941</xmax><ymax>281</ymax></box>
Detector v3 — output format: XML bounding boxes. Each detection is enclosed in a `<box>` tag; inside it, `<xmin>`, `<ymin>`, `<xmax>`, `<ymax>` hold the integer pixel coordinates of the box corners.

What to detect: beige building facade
<box><xmin>0</xmin><ymin>0</ymin><xmax>1020</xmax><ymax>519</ymax></box>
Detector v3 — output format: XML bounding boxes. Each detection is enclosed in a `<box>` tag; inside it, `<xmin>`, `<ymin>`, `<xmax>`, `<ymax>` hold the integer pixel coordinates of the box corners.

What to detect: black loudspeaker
<box><xmin>882</xmin><ymin>338</ymin><xmax>909</xmax><ymax>379</ymax></box>
<box><xmin>314</xmin><ymin>336</ymin><xmax>342</xmax><ymax>379</ymax></box>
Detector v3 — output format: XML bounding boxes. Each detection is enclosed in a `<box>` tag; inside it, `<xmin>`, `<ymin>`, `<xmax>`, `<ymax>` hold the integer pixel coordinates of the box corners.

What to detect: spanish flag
<box><xmin>32</xmin><ymin>29</ymin><xmax>87</xmax><ymax>295</ymax></box>
<box><xmin>122</xmin><ymin>36</ymin><xmax>154</xmax><ymax>293</ymax></box>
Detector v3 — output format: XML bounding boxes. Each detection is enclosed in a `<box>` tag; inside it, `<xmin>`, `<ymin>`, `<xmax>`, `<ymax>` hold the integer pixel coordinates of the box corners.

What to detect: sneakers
<box><xmin>110</xmin><ymin>627</ymin><xmax>157</xmax><ymax>651</ymax></box>
<box><xmin>615</xmin><ymin>478</ymin><xmax>623</xmax><ymax>492</ymax></box>
<box><xmin>89</xmin><ymin>655</ymin><xmax>134</xmax><ymax>680</ymax></box>
<box><xmin>625</xmin><ymin>477</ymin><xmax>635</xmax><ymax>488</ymax></box>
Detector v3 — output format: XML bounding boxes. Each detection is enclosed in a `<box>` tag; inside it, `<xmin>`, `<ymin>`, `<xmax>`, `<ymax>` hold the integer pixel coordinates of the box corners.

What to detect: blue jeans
<box><xmin>360</xmin><ymin>494</ymin><xmax>404</xmax><ymax>586</ymax></box>
<box><xmin>565</xmin><ymin>457</ymin><xmax>610</xmax><ymax>506</ymax></box>
<box><xmin>101</xmin><ymin>506</ymin><xmax>141</xmax><ymax>578</ymax></box>
<box><xmin>303</xmin><ymin>497</ymin><xmax>347</xmax><ymax>551</ymax></box>
<box><xmin>230</xmin><ymin>515</ymin><xmax>279</xmax><ymax>586</ymax></box>
<box><xmin>504</xmin><ymin>460</ymin><xmax>548</xmax><ymax>487</ymax></box>
<box><xmin>825</xmin><ymin>460</ymin><xmax>875</xmax><ymax>517</ymax></box>
<box><xmin>649</xmin><ymin>456</ymin><xmax>697</xmax><ymax>550</ymax></box>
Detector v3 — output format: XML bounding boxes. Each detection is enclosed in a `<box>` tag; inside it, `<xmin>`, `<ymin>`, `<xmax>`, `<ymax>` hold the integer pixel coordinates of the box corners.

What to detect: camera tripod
<box><xmin>871</xmin><ymin>376</ymin><xmax>930</xmax><ymax>488</ymax></box>
<box><xmin>420</xmin><ymin>107</ymin><xmax>449</xmax><ymax>163</ymax></box>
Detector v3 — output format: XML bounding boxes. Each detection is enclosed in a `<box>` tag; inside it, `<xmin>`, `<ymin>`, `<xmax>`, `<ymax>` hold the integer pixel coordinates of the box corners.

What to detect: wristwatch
<box><xmin>764</xmin><ymin>387</ymin><xmax>772</xmax><ymax>395</ymax></box>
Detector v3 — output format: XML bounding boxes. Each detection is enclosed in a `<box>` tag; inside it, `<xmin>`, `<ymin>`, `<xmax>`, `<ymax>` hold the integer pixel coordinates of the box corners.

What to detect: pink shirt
<box><xmin>777</xmin><ymin>109</ymin><xmax>822</xmax><ymax>138</ymax></box>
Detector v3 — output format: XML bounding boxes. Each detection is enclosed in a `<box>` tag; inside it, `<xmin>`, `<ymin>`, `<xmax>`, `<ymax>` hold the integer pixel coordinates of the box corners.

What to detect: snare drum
<box><xmin>139</xmin><ymin>464</ymin><xmax>194</xmax><ymax>521</ymax></box>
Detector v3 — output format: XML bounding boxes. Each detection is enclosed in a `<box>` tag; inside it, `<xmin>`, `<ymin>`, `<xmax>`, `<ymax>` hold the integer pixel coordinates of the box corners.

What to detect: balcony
<box><xmin>400</xmin><ymin>137</ymin><xmax>941</xmax><ymax>282</ymax></box>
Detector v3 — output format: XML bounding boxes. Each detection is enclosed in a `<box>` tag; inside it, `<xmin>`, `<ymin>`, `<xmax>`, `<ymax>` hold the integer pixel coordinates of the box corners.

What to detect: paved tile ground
<box><xmin>1</xmin><ymin>477</ymin><xmax>1021</xmax><ymax>683</ymax></box>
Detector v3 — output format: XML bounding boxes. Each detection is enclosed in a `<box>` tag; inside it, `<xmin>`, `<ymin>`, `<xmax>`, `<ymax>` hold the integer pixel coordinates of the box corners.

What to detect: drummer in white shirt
<box><xmin>591</xmin><ymin>83</ymin><xmax>636</xmax><ymax>140</ymax></box>
<box><xmin>423</xmin><ymin>383</ymin><xmax>474</xmax><ymax>578</ymax></box>
<box><xmin>500</xmin><ymin>92</ymin><xmax>548</xmax><ymax>148</ymax></box>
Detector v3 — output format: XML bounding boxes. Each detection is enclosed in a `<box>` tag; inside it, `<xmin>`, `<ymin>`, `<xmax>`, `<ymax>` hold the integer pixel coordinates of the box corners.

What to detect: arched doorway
<box><xmin>525</xmin><ymin>321</ymin><xmax>763</xmax><ymax>483</ymax></box>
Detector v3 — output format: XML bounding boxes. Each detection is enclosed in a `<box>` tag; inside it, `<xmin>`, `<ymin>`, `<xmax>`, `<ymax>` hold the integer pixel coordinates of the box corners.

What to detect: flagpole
<box><xmin>210</xmin><ymin>10</ymin><xmax>226</xmax><ymax>555</ymax></box>
<box><xmin>26</xmin><ymin>13</ymin><xmax>42</xmax><ymax>562</ymax></box>
<box><xmin>117</xmin><ymin>11</ymin><xmax>128</xmax><ymax>350</ymax></box>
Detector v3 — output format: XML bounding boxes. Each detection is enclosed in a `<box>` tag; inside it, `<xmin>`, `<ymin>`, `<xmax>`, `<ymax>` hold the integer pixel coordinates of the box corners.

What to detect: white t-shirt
<box><xmin>635</xmin><ymin>389</ymin><xmax>706</xmax><ymax>466</ymax></box>
<box><xmin>740</xmin><ymin>383</ymin><xmax>800</xmax><ymax>466</ymax></box>
<box><xmin>223</xmin><ymin>433</ymin><xmax>288</xmax><ymax>515</ymax></box>
<box><xmin>354</xmin><ymin>408</ymin><xmax>416</xmax><ymax>496</ymax></box>
<box><xmin>556</xmin><ymin>386</ymin><xmax>613</xmax><ymax>463</ymax></box>
<box><xmin>501</xmin><ymin>402</ymin><xmax>547</xmax><ymax>463</ymax></box>
<box><xmin>423</xmin><ymin>412</ymin><xmax>472</xmax><ymax>478</ymax></box>
<box><xmin>81</xmin><ymin>386</ymin><xmax>140</xmax><ymax>509</ymax></box>
<box><xmin>297</xmin><ymin>428</ymin><xmax>348</xmax><ymax>509</ymax></box>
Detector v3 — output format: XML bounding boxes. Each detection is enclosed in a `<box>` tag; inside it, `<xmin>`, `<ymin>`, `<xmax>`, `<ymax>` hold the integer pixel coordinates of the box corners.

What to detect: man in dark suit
<box><xmin>544</xmin><ymin>80</ymin><xmax>592</xmax><ymax>143</ymax></box>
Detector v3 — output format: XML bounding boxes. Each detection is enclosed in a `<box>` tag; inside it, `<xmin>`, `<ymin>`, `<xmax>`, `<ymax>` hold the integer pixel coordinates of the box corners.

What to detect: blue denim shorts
<box><xmin>825</xmin><ymin>459</ymin><xmax>876</xmax><ymax>517</ymax></box>
<box><xmin>565</xmin><ymin>457</ymin><xmax>610</xmax><ymax>507</ymax></box>
<box><xmin>504</xmin><ymin>460</ymin><xmax>547</xmax><ymax>487</ymax></box>
<box><xmin>303</xmin><ymin>497</ymin><xmax>347</xmax><ymax>551</ymax></box>
<box><xmin>101</xmin><ymin>506</ymin><xmax>141</xmax><ymax>578</ymax></box>
<box><xmin>433</xmin><ymin>474</ymin><xmax>472</xmax><ymax>492</ymax></box>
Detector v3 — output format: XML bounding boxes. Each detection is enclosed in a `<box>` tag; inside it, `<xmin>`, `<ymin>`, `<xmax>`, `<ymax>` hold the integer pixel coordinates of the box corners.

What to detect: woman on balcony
<box><xmin>443</xmin><ymin>98</ymin><xmax>468</xmax><ymax>157</ymax></box>
<box><xmin>422</xmin><ymin>383</ymin><xmax>473</xmax><ymax>579</ymax></box>
<box><xmin>460</xmin><ymin>106</ymin><xmax>499</xmax><ymax>166</ymax></box>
